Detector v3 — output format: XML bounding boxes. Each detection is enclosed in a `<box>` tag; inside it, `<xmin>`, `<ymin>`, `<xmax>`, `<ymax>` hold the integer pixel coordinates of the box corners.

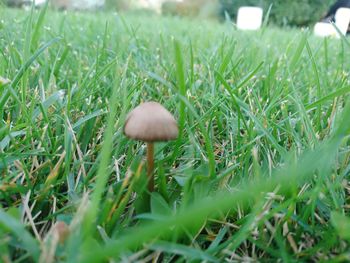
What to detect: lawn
<box><xmin>1</xmin><ymin>6</ymin><xmax>350</xmax><ymax>262</ymax></box>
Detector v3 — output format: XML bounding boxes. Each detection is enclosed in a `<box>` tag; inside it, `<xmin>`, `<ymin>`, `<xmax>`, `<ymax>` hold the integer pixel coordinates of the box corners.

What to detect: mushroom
<box><xmin>53</xmin><ymin>221</ymin><xmax>70</xmax><ymax>244</ymax></box>
<box><xmin>123</xmin><ymin>101</ymin><xmax>178</xmax><ymax>192</ymax></box>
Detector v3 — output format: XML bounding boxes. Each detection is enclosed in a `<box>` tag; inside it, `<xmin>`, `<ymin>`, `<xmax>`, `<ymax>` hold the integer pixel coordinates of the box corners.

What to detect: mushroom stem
<box><xmin>146</xmin><ymin>142</ymin><xmax>155</xmax><ymax>192</ymax></box>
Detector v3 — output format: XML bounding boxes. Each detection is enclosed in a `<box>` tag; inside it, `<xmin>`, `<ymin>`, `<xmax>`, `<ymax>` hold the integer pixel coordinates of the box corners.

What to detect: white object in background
<box><xmin>237</xmin><ymin>7</ymin><xmax>263</xmax><ymax>30</ymax></box>
<box><xmin>314</xmin><ymin>8</ymin><xmax>350</xmax><ymax>38</ymax></box>
<box><xmin>34</xmin><ymin>0</ymin><xmax>46</xmax><ymax>6</ymax></box>
<box><xmin>314</xmin><ymin>22</ymin><xmax>337</xmax><ymax>37</ymax></box>
<box><xmin>335</xmin><ymin>8</ymin><xmax>350</xmax><ymax>36</ymax></box>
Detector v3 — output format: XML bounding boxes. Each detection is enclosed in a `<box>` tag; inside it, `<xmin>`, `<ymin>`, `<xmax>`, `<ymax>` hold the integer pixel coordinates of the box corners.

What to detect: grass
<box><xmin>1</xmin><ymin>5</ymin><xmax>350</xmax><ymax>262</ymax></box>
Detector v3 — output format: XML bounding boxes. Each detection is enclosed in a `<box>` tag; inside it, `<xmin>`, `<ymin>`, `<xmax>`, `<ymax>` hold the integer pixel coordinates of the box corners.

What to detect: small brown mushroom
<box><xmin>53</xmin><ymin>221</ymin><xmax>70</xmax><ymax>244</ymax></box>
<box><xmin>124</xmin><ymin>101</ymin><xmax>178</xmax><ymax>192</ymax></box>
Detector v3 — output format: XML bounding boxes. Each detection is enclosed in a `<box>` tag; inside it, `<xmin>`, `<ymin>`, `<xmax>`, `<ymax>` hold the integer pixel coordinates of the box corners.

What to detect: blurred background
<box><xmin>1</xmin><ymin>0</ymin><xmax>338</xmax><ymax>28</ymax></box>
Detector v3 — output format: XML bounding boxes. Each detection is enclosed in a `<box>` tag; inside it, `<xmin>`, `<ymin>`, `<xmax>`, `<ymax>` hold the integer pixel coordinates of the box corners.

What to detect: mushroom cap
<box><xmin>53</xmin><ymin>221</ymin><xmax>70</xmax><ymax>244</ymax></box>
<box><xmin>123</xmin><ymin>101</ymin><xmax>178</xmax><ymax>142</ymax></box>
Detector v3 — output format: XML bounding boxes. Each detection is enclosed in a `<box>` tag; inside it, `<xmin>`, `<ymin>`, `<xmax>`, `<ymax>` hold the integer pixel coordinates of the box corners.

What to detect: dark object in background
<box><xmin>323</xmin><ymin>0</ymin><xmax>350</xmax><ymax>21</ymax></box>
<box><xmin>219</xmin><ymin>0</ymin><xmax>332</xmax><ymax>27</ymax></box>
<box><xmin>322</xmin><ymin>0</ymin><xmax>350</xmax><ymax>33</ymax></box>
<box><xmin>5</xmin><ymin>0</ymin><xmax>31</xmax><ymax>7</ymax></box>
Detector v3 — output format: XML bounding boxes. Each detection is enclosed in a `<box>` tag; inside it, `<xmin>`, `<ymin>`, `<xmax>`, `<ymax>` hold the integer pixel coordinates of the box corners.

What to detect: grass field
<box><xmin>1</xmin><ymin>6</ymin><xmax>350</xmax><ymax>262</ymax></box>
